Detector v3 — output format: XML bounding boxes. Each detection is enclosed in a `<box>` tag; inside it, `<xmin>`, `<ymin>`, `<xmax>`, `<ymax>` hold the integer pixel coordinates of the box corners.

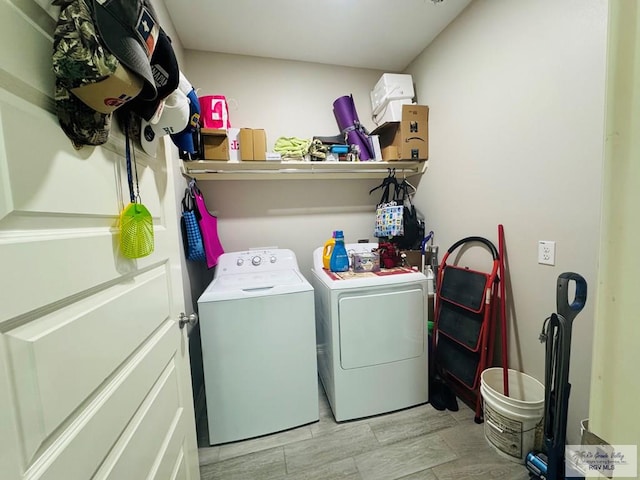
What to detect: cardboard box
<box><xmin>401</xmin><ymin>250</ymin><xmax>423</xmax><ymax>269</ymax></box>
<box><xmin>201</xmin><ymin>128</ymin><xmax>229</xmax><ymax>160</ymax></box>
<box><xmin>239</xmin><ymin>128</ymin><xmax>254</xmax><ymax>160</ymax></box>
<box><xmin>252</xmin><ymin>129</ymin><xmax>267</xmax><ymax>161</ymax></box>
<box><xmin>381</xmin><ymin>145</ymin><xmax>399</xmax><ymax>161</ymax></box>
<box><xmin>372</xmin><ymin>105</ymin><xmax>429</xmax><ymax>161</ymax></box>
<box><xmin>239</xmin><ymin>128</ymin><xmax>267</xmax><ymax>161</ymax></box>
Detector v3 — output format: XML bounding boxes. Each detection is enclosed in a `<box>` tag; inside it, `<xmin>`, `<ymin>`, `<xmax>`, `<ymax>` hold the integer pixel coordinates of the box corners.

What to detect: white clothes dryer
<box><xmin>309</xmin><ymin>243</ymin><xmax>429</xmax><ymax>422</ymax></box>
<box><xmin>198</xmin><ymin>249</ymin><xmax>318</xmax><ymax>445</ymax></box>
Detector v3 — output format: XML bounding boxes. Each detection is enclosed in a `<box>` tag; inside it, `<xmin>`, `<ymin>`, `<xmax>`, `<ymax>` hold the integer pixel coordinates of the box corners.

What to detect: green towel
<box><xmin>274</xmin><ymin>137</ymin><xmax>311</xmax><ymax>159</ymax></box>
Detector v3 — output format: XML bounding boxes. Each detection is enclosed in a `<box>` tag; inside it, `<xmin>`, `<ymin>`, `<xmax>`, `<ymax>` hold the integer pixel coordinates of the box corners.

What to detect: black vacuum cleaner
<box><xmin>526</xmin><ymin>272</ymin><xmax>587</xmax><ymax>480</ymax></box>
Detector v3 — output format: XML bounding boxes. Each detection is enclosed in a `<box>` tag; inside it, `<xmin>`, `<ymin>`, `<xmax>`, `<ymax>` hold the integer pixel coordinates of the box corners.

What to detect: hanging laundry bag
<box><xmin>190</xmin><ymin>180</ymin><xmax>225</xmax><ymax>268</ymax></box>
<box><xmin>199</xmin><ymin>95</ymin><xmax>231</xmax><ymax>129</ymax></box>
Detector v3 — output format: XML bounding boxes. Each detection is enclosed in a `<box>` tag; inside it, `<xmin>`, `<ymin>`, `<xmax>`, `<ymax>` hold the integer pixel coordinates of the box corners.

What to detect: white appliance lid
<box><xmin>213</xmin><ymin>269</ymin><xmax>304</xmax><ymax>290</ymax></box>
<box><xmin>198</xmin><ymin>269</ymin><xmax>312</xmax><ymax>302</ymax></box>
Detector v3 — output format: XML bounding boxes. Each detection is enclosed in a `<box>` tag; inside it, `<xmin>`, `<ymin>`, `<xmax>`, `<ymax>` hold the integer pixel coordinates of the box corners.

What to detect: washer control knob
<box><xmin>252</xmin><ymin>255</ymin><xmax>262</xmax><ymax>266</ymax></box>
<box><xmin>270</xmin><ymin>255</ymin><xmax>277</xmax><ymax>263</ymax></box>
<box><xmin>236</xmin><ymin>258</ymin><xmax>244</xmax><ymax>266</ymax></box>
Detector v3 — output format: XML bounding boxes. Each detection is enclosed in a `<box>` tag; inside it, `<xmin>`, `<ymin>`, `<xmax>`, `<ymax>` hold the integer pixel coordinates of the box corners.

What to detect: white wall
<box><xmin>406</xmin><ymin>0</ymin><xmax>607</xmax><ymax>444</ymax></box>
<box><xmin>184</xmin><ymin>52</ymin><xmax>387</xmax><ymax>275</ymax></box>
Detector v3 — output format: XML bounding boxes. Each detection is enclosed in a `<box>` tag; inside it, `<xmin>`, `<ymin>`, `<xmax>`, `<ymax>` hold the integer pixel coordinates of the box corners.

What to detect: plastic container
<box><xmin>352</xmin><ymin>251</ymin><xmax>380</xmax><ymax>272</ymax></box>
<box><xmin>373</xmin><ymin>99</ymin><xmax>415</xmax><ymax>126</ymax></box>
<box><xmin>480</xmin><ymin>368</ymin><xmax>545</xmax><ymax>463</ymax></box>
<box><xmin>330</xmin><ymin>145</ymin><xmax>349</xmax><ymax>154</ymax></box>
<box><xmin>370</xmin><ymin>73</ymin><xmax>414</xmax><ymax>116</ymax></box>
<box><xmin>329</xmin><ymin>231</ymin><xmax>349</xmax><ymax>272</ymax></box>
<box><xmin>322</xmin><ymin>232</ymin><xmax>336</xmax><ymax>270</ymax></box>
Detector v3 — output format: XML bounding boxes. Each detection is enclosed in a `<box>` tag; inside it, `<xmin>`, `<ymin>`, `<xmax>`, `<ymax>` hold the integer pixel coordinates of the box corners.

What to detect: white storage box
<box><xmin>373</xmin><ymin>99</ymin><xmax>415</xmax><ymax>126</ymax></box>
<box><xmin>370</xmin><ymin>73</ymin><xmax>414</xmax><ymax>116</ymax></box>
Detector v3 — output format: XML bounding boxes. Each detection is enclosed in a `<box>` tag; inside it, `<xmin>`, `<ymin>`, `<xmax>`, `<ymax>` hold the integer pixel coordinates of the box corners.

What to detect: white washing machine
<box><xmin>198</xmin><ymin>248</ymin><xmax>318</xmax><ymax>445</ymax></box>
<box><xmin>309</xmin><ymin>243</ymin><xmax>429</xmax><ymax>422</ymax></box>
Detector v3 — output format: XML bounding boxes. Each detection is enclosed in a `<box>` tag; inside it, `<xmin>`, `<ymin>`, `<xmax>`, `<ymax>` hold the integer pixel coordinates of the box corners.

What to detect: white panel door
<box><xmin>0</xmin><ymin>0</ymin><xmax>199</xmax><ymax>478</ymax></box>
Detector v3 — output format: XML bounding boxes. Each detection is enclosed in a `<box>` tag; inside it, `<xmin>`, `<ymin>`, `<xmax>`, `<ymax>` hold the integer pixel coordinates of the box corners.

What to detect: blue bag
<box><xmin>181</xmin><ymin>188</ymin><xmax>206</xmax><ymax>262</ymax></box>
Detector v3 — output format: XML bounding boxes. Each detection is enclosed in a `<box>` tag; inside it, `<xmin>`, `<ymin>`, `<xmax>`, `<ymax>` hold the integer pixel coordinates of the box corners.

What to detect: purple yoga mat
<box><xmin>333</xmin><ymin>95</ymin><xmax>374</xmax><ymax>160</ymax></box>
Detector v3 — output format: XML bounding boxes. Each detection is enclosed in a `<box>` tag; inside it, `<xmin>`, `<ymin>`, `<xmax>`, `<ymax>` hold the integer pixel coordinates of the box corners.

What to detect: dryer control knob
<box><xmin>270</xmin><ymin>256</ymin><xmax>277</xmax><ymax>263</ymax></box>
<box><xmin>252</xmin><ymin>255</ymin><xmax>262</xmax><ymax>266</ymax></box>
<box><xmin>236</xmin><ymin>258</ymin><xmax>244</xmax><ymax>266</ymax></box>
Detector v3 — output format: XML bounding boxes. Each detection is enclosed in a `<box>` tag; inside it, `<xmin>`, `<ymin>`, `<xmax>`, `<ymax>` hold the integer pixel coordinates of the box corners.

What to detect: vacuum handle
<box><xmin>556</xmin><ymin>272</ymin><xmax>587</xmax><ymax>322</ymax></box>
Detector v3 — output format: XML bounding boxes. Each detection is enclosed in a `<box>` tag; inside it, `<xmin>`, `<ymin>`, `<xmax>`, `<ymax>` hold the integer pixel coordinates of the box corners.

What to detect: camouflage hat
<box><xmin>55</xmin><ymin>78</ymin><xmax>111</xmax><ymax>148</ymax></box>
<box><xmin>53</xmin><ymin>0</ymin><xmax>143</xmax><ymax>115</ymax></box>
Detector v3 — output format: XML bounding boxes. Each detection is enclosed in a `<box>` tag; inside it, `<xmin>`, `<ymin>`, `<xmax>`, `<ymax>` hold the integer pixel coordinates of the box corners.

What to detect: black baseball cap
<box><xmin>92</xmin><ymin>0</ymin><xmax>160</xmax><ymax>100</ymax></box>
<box><xmin>123</xmin><ymin>29</ymin><xmax>180</xmax><ymax>121</ymax></box>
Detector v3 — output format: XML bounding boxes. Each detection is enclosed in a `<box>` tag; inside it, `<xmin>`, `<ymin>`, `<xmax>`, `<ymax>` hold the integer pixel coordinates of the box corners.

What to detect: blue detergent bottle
<box><xmin>329</xmin><ymin>230</ymin><xmax>350</xmax><ymax>272</ymax></box>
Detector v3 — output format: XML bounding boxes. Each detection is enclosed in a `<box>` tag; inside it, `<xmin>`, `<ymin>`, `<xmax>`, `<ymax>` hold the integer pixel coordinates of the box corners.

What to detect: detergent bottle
<box><xmin>329</xmin><ymin>230</ymin><xmax>350</xmax><ymax>272</ymax></box>
<box><xmin>322</xmin><ymin>231</ymin><xmax>336</xmax><ymax>270</ymax></box>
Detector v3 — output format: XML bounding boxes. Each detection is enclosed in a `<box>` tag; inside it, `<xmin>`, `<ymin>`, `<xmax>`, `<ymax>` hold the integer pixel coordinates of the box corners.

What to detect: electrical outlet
<box><xmin>538</xmin><ymin>241</ymin><xmax>556</xmax><ymax>266</ymax></box>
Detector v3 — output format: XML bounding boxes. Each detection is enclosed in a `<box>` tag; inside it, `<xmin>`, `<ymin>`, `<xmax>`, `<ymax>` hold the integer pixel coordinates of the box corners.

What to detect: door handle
<box><xmin>178</xmin><ymin>312</ymin><xmax>198</xmax><ymax>329</ymax></box>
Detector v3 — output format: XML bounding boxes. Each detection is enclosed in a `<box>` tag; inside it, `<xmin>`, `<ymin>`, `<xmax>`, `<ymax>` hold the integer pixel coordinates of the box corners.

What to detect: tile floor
<box><xmin>197</xmin><ymin>381</ymin><xmax>530</xmax><ymax>480</ymax></box>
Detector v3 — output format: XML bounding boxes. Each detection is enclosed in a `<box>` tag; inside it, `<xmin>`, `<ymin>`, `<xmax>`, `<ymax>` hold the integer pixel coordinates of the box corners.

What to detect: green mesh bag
<box><xmin>119</xmin><ymin>202</ymin><xmax>154</xmax><ymax>258</ymax></box>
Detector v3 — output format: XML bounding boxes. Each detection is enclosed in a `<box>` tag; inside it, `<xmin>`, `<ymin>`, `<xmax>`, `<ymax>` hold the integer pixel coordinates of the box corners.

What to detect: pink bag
<box><xmin>199</xmin><ymin>95</ymin><xmax>231</xmax><ymax>129</ymax></box>
<box><xmin>190</xmin><ymin>181</ymin><xmax>224</xmax><ymax>268</ymax></box>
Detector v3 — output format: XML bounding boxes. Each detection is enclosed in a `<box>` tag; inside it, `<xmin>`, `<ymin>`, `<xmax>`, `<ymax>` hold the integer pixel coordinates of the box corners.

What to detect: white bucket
<box><xmin>480</xmin><ymin>368</ymin><xmax>545</xmax><ymax>464</ymax></box>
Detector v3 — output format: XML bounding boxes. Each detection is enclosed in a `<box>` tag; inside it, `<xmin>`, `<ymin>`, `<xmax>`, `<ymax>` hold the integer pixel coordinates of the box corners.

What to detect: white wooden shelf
<box><xmin>181</xmin><ymin>160</ymin><xmax>427</xmax><ymax>180</ymax></box>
